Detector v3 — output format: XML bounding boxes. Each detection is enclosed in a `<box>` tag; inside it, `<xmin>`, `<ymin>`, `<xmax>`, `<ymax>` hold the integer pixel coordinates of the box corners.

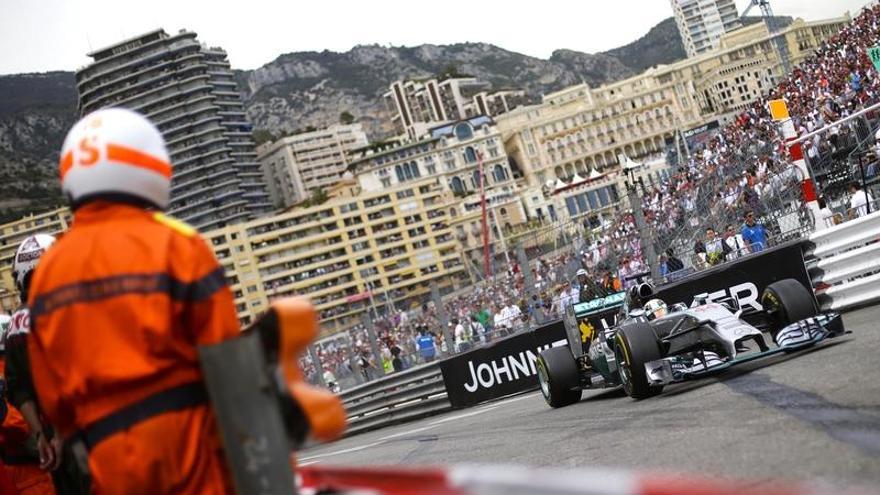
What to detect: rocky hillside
<box><xmin>0</xmin><ymin>72</ymin><xmax>76</xmax><ymax>222</ymax></box>
<box><xmin>239</xmin><ymin>17</ymin><xmax>686</xmax><ymax>137</ymax></box>
<box><xmin>0</xmin><ymin>17</ymin><xmax>686</xmax><ymax>220</ymax></box>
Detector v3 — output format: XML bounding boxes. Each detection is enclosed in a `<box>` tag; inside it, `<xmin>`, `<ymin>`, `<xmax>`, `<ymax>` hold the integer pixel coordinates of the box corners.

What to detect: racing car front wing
<box><xmin>644</xmin><ymin>313</ymin><xmax>844</xmax><ymax>386</ymax></box>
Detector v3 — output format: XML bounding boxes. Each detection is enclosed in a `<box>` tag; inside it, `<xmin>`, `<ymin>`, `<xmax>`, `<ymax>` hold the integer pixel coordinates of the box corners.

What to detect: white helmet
<box><xmin>59</xmin><ymin>108</ymin><xmax>171</xmax><ymax>210</ymax></box>
<box><xmin>13</xmin><ymin>234</ymin><xmax>57</xmax><ymax>290</ymax></box>
<box><xmin>643</xmin><ymin>298</ymin><xmax>668</xmax><ymax>321</ymax></box>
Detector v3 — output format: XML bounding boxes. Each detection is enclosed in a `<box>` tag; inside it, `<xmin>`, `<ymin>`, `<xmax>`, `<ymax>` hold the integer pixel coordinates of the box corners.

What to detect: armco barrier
<box><xmin>340</xmin><ymin>361</ymin><xmax>451</xmax><ymax>436</ymax></box>
<box><xmin>806</xmin><ymin>210</ymin><xmax>880</xmax><ymax>311</ymax></box>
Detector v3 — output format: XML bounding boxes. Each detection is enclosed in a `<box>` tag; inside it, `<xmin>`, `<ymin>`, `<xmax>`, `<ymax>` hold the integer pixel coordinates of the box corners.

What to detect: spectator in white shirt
<box><xmin>723</xmin><ymin>224</ymin><xmax>746</xmax><ymax>259</ymax></box>
<box><xmin>849</xmin><ymin>182</ymin><xmax>875</xmax><ymax>218</ymax></box>
<box><xmin>493</xmin><ymin>305</ymin><xmax>509</xmax><ymax>336</ymax></box>
<box><xmin>453</xmin><ymin>318</ymin><xmax>471</xmax><ymax>353</ymax></box>
<box><xmin>505</xmin><ymin>303</ymin><xmax>522</xmax><ymax>332</ymax></box>
<box><xmin>817</xmin><ymin>197</ymin><xmax>835</xmax><ymax>229</ymax></box>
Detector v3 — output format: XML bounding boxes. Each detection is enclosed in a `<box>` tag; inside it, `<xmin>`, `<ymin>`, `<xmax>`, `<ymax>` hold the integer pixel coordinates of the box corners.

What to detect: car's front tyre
<box><xmin>762</xmin><ymin>278</ymin><xmax>818</xmax><ymax>335</ymax></box>
<box><xmin>615</xmin><ymin>323</ymin><xmax>664</xmax><ymax>400</ymax></box>
<box><xmin>536</xmin><ymin>346</ymin><xmax>583</xmax><ymax>408</ymax></box>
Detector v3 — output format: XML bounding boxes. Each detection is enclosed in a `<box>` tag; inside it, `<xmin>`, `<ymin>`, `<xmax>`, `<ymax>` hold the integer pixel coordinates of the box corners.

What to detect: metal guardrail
<box><xmin>340</xmin><ymin>361</ymin><xmax>452</xmax><ymax>436</ymax></box>
<box><xmin>806</xmin><ymin>210</ymin><xmax>880</xmax><ymax>311</ymax></box>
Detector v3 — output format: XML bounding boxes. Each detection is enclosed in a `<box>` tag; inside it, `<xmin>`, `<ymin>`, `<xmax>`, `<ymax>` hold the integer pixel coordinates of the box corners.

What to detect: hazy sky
<box><xmin>0</xmin><ymin>0</ymin><xmax>869</xmax><ymax>75</ymax></box>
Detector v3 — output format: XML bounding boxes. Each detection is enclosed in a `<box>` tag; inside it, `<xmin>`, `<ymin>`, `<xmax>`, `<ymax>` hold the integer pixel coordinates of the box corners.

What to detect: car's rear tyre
<box><xmin>536</xmin><ymin>346</ymin><xmax>583</xmax><ymax>408</ymax></box>
<box><xmin>615</xmin><ymin>323</ymin><xmax>664</xmax><ymax>400</ymax></box>
<box><xmin>762</xmin><ymin>279</ymin><xmax>818</xmax><ymax>334</ymax></box>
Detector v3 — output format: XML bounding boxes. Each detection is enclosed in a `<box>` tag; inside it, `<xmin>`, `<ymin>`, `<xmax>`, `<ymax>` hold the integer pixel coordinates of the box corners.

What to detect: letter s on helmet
<box><xmin>59</xmin><ymin>108</ymin><xmax>171</xmax><ymax>210</ymax></box>
<box><xmin>13</xmin><ymin>234</ymin><xmax>56</xmax><ymax>291</ymax></box>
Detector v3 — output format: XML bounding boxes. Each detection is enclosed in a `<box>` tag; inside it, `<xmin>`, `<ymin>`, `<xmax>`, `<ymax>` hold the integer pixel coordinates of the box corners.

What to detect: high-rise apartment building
<box><xmin>257</xmin><ymin>124</ymin><xmax>369</xmax><ymax>208</ymax></box>
<box><xmin>383</xmin><ymin>77</ymin><xmax>526</xmax><ymax>139</ymax></box>
<box><xmin>672</xmin><ymin>0</ymin><xmax>742</xmax><ymax>57</ymax></box>
<box><xmin>75</xmin><ymin>29</ymin><xmax>272</xmax><ymax>230</ymax></box>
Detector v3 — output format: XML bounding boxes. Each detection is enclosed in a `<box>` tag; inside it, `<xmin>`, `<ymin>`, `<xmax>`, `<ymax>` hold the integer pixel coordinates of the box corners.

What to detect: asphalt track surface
<box><xmin>300</xmin><ymin>305</ymin><xmax>880</xmax><ymax>485</ymax></box>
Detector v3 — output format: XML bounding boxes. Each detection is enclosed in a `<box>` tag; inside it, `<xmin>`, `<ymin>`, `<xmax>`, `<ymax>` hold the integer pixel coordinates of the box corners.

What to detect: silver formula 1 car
<box><xmin>537</xmin><ymin>279</ymin><xmax>846</xmax><ymax>407</ymax></box>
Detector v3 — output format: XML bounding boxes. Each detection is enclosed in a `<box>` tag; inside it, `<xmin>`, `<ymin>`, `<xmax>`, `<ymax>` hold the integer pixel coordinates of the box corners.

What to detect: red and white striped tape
<box><xmin>298</xmin><ymin>465</ymin><xmax>873</xmax><ymax>495</ymax></box>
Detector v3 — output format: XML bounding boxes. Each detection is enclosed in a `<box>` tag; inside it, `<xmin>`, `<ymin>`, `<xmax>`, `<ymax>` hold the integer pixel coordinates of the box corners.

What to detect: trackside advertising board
<box><xmin>440</xmin><ymin>321</ymin><xmax>568</xmax><ymax>408</ymax></box>
<box><xmin>653</xmin><ymin>240</ymin><xmax>811</xmax><ymax>325</ymax></box>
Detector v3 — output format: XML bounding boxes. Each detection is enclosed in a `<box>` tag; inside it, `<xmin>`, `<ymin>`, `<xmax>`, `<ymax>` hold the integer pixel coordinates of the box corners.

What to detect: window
<box><xmin>576</xmin><ymin>194</ymin><xmax>588</xmax><ymax>213</ymax></box>
<box><xmin>597</xmin><ymin>187</ymin><xmax>610</xmax><ymax>206</ymax></box>
<box><xmin>464</xmin><ymin>146</ymin><xmax>477</xmax><ymax>163</ymax></box>
<box><xmin>426</xmin><ymin>163</ymin><xmax>437</xmax><ymax>175</ymax></box>
<box><xmin>471</xmin><ymin>170</ymin><xmax>482</xmax><ymax>189</ymax></box>
<box><xmin>380</xmin><ymin>177</ymin><xmax>391</xmax><ymax>188</ymax></box>
<box><xmin>450</xmin><ymin>177</ymin><xmax>464</xmax><ymax>194</ymax></box>
<box><xmin>587</xmin><ymin>190</ymin><xmax>599</xmax><ymax>210</ymax></box>
<box><xmin>493</xmin><ymin>164</ymin><xmax>508</xmax><ymax>182</ymax></box>
<box><xmin>454</xmin><ymin>123</ymin><xmax>474</xmax><ymax>140</ymax></box>
<box><xmin>565</xmin><ymin>197</ymin><xmax>577</xmax><ymax>216</ymax></box>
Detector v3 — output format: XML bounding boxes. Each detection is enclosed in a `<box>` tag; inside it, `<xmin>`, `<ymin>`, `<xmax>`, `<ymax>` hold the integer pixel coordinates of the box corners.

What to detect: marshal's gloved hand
<box><xmin>247</xmin><ymin>297</ymin><xmax>347</xmax><ymax>445</ymax></box>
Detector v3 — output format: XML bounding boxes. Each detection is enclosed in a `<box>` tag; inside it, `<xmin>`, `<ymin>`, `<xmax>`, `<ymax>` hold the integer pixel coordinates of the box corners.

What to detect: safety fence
<box><xmin>806</xmin><ymin>109</ymin><xmax>880</xmax><ymax>210</ymax></box>
<box><xmin>806</xmin><ymin>208</ymin><xmax>880</xmax><ymax>311</ymax></box>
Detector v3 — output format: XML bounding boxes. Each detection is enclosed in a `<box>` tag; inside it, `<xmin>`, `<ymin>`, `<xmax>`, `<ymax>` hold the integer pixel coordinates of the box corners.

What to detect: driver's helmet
<box><xmin>644</xmin><ymin>299</ymin><xmax>668</xmax><ymax>321</ymax></box>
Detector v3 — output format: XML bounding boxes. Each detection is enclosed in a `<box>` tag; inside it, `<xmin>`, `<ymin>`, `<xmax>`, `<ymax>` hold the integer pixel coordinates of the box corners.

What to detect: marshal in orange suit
<box><xmin>27</xmin><ymin>108</ymin><xmax>239</xmax><ymax>495</ymax></box>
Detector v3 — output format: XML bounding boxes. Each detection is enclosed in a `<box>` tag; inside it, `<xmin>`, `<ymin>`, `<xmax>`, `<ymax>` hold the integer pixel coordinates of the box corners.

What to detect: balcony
<box><xmin>172</xmin><ymin>176</ymin><xmax>240</xmax><ymax>203</ymax></box>
<box><xmin>161</xmin><ymin>114</ymin><xmax>223</xmax><ymax>141</ymax></box>
<box><xmin>166</xmin><ymin>126</ymin><xmax>226</xmax><ymax>149</ymax></box>
<box><xmin>173</xmin><ymin>144</ymin><xmax>232</xmax><ymax>169</ymax></box>
<box><xmin>148</xmin><ymin>97</ymin><xmax>216</xmax><ymax>126</ymax></box>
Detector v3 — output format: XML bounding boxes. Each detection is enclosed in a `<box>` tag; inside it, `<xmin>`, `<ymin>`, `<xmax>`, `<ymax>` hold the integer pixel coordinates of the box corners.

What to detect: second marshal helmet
<box><xmin>59</xmin><ymin>108</ymin><xmax>171</xmax><ymax>210</ymax></box>
<box><xmin>12</xmin><ymin>234</ymin><xmax>57</xmax><ymax>290</ymax></box>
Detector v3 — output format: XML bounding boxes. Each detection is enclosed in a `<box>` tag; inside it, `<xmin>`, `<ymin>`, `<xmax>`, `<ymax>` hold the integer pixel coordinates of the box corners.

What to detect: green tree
<box><xmin>252</xmin><ymin>129</ymin><xmax>277</xmax><ymax>145</ymax></box>
<box><xmin>302</xmin><ymin>187</ymin><xmax>329</xmax><ymax>208</ymax></box>
<box><xmin>339</xmin><ymin>111</ymin><xmax>355</xmax><ymax>125</ymax></box>
<box><xmin>437</xmin><ymin>64</ymin><xmax>472</xmax><ymax>80</ymax></box>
